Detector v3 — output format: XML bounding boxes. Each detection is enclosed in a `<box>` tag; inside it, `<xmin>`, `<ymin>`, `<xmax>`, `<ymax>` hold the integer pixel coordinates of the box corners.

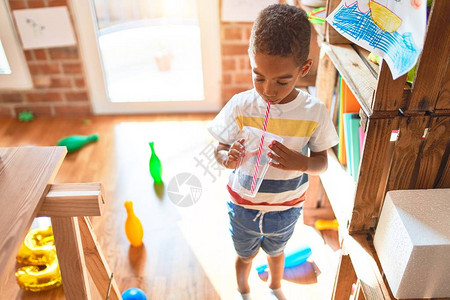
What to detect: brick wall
<box><xmin>0</xmin><ymin>0</ymin><xmax>91</xmax><ymax>117</ymax></box>
<box><xmin>220</xmin><ymin>23</ymin><xmax>254</xmax><ymax>103</ymax></box>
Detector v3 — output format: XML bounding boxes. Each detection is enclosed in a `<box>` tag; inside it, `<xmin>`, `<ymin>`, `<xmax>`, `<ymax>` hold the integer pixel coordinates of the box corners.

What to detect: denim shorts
<box><xmin>227</xmin><ymin>201</ymin><xmax>302</xmax><ymax>258</ymax></box>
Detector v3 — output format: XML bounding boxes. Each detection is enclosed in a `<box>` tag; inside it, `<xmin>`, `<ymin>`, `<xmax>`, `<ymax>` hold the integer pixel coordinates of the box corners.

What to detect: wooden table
<box><xmin>0</xmin><ymin>146</ymin><xmax>121</xmax><ymax>299</ymax></box>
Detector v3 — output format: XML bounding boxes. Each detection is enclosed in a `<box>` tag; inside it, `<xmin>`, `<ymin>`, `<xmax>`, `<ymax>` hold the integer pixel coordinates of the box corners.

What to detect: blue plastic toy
<box><xmin>122</xmin><ymin>288</ymin><xmax>147</xmax><ymax>300</ymax></box>
<box><xmin>256</xmin><ymin>245</ymin><xmax>312</xmax><ymax>274</ymax></box>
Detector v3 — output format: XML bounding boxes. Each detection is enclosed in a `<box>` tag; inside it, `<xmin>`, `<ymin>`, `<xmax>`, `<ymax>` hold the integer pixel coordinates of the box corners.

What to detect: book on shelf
<box><xmin>343</xmin><ymin>113</ymin><xmax>361</xmax><ymax>181</ymax></box>
<box><xmin>359</xmin><ymin>126</ymin><xmax>365</xmax><ymax>155</ymax></box>
<box><xmin>337</xmin><ymin>75</ymin><xmax>346</xmax><ymax>165</ymax></box>
<box><xmin>337</xmin><ymin>76</ymin><xmax>361</xmax><ymax>166</ymax></box>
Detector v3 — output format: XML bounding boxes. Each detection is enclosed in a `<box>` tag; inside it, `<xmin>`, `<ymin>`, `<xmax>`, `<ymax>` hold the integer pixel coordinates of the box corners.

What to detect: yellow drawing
<box><xmin>15</xmin><ymin>226</ymin><xmax>62</xmax><ymax>292</ymax></box>
<box><xmin>369</xmin><ymin>0</ymin><xmax>402</xmax><ymax>33</ymax></box>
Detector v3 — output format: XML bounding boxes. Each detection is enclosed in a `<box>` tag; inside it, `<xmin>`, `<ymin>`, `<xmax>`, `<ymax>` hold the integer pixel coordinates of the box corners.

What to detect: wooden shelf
<box><xmin>0</xmin><ymin>147</ymin><xmax>121</xmax><ymax>299</ymax></box>
<box><xmin>322</xmin><ymin>43</ymin><xmax>378</xmax><ymax>117</ymax></box>
<box><xmin>316</xmin><ymin>1</ymin><xmax>449</xmax><ymax>299</ymax></box>
<box><xmin>320</xmin><ymin>151</ymin><xmax>393</xmax><ymax>299</ymax></box>
<box><xmin>320</xmin><ymin>149</ymin><xmax>356</xmax><ymax>230</ymax></box>
<box><xmin>344</xmin><ymin>233</ymin><xmax>392</xmax><ymax>300</ymax></box>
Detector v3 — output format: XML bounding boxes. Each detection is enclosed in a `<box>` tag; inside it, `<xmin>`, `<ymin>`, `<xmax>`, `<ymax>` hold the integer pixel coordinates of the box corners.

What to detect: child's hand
<box><xmin>225</xmin><ymin>138</ymin><xmax>246</xmax><ymax>169</ymax></box>
<box><xmin>267</xmin><ymin>141</ymin><xmax>308</xmax><ymax>171</ymax></box>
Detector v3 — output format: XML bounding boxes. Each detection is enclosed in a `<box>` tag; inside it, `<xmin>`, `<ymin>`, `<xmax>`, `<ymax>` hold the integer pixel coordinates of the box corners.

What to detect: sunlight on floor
<box><xmin>114</xmin><ymin>120</ymin><xmax>339</xmax><ymax>299</ymax></box>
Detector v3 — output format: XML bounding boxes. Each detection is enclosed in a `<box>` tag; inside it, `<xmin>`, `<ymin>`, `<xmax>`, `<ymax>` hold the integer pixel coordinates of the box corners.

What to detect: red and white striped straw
<box><xmin>250</xmin><ymin>101</ymin><xmax>271</xmax><ymax>194</ymax></box>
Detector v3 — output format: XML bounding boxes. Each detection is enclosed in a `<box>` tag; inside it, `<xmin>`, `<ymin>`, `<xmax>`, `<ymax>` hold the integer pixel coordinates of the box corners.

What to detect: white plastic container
<box><xmin>231</xmin><ymin>126</ymin><xmax>283</xmax><ymax>197</ymax></box>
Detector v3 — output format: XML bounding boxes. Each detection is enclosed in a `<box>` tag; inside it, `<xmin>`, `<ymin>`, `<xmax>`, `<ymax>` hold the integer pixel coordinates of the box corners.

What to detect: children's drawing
<box><xmin>327</xmin><ymin>0</ymin><xmax>426</xmax><ymax>79</ymax></box>
<box><xmin>13</xmin><ymin>7</ymin><xmax>76</xmax><ymax>50</ymax></box>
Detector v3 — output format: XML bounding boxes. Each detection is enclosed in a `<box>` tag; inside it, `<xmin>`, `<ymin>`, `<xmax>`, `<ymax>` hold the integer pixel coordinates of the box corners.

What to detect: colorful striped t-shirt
<box><xmin>208</xmin><ymin>89</ymin><xmax>339</xmax><ymax>212</ymax></box>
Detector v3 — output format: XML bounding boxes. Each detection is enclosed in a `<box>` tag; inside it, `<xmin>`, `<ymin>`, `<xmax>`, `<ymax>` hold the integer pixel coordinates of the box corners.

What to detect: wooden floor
<box><xmin>0</xmin><ymin>115</ymin><xmax>340</xmax><ymax>300</ymax></box>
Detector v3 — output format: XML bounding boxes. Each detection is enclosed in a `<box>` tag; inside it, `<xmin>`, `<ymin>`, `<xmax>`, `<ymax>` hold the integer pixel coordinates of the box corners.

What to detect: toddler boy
<box><xmin>208</xmin><ymin>4</ymin><xmax>338</xmax><ymax>300</ymax></box>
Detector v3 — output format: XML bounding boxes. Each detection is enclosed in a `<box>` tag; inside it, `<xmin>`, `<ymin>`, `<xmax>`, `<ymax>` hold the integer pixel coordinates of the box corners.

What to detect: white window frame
<box><xmin>70</xmin><ymin>0</ymin><xmax>222</xmax><ymax>114</ymax></box>
<box><xmin>0</xmin><ymin>1</ymin><xmax>33</xmax><ymax>90</ymax></box>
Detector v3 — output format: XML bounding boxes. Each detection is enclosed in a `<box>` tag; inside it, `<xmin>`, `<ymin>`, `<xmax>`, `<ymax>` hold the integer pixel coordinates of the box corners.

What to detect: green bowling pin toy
<box><xmin>149</xmin><ymin>142</ymin><xmax>163</xmax><ymax>183</ymax></box>
<box><xmin>57</xmin><ymin>134</ymin><xmax>99</xmax><ymax>152</ymax></box>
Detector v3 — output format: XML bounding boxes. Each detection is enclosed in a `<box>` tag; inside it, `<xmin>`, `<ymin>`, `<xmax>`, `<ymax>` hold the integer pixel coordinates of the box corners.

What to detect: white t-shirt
<box><xmin>208</xmin><ymin>88</ymin><xmax>339</xmax><ymax>211</ymax></box>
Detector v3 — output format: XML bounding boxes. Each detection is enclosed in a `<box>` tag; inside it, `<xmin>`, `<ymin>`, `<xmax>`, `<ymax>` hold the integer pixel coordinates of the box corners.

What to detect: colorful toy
<box><xmin>16</xmin><ymin>226</ymin><xmax>56</xmax><ymax>265</ymax></box>
<box><xmin>122</xmin><ymin>288</ymin><xmax>147</xmax><ymax>300</ymax></box>
<box><xmin>124</xmin><ymin>201</ymin><xmax>144</xmax><ymax>247</ymax></box>
<box><xmin>57</xmin><ymin>133</ymin><xmax>98</xmax><ymax>152</ymax></box>
<box><xmin>15</xmin><ymin>259</ymin><xmax>61</xmax><ymax>292</ymax></box>
<box><xmin>15</xmin><ymin>226</ymin><xmax>62</xmax><ymax>292</ymax></box>
<box><xmin>256</xmin><ymin>245</ymin><xmax>312</xmax><ymax>274</ymax></box>
<box><xmin>149</xmin><ymin>142</ymin><xmax>163</xmax><ymax>183</ymax></box>
<box><xmin>18</xmin><ymin>110</ymin><xmax>34</xmax><ymax>122</ymax></box>
<box><xmin>314</xmin><ymin>219</ymin><xmax>339</xmax><ymax>231</ymax></box>
<box><xmin>307</xmin><ymin>7</ymin><xmax>326</xmax><ymax>25</ymax></box>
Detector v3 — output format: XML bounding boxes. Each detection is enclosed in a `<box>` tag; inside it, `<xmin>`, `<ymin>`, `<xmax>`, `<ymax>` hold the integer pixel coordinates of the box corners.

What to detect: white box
<box><xmin>374</xmin><ymin>189</ymin><xmax>450</xmax><ymax>299</ymax></box>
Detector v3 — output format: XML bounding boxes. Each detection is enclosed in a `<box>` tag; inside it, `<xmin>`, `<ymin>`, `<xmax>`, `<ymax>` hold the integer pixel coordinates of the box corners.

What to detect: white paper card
<box><xmin>13</xmin><ymin>6</ymin><xmax>76</xmax><ymax>50</ymax></box>
<box><xmin>326</xmin><ymin>0</ymin><xmax>427</xmax><ymax>79</ymax></box>
<box><xmin>221</xmin><ymin>0</ymin><xmax>278</xmax><ymax>22</ymax></box>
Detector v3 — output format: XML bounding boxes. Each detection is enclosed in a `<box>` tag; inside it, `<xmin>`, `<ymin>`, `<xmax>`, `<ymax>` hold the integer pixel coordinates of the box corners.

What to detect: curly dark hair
<box><xmin>249</xmin><ymin>4</ymin><xmax>311</xmax><ymax>66</ymax></box>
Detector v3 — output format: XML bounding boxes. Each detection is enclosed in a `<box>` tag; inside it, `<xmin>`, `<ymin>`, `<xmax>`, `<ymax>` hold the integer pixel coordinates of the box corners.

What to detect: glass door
<box><xmin>0</xmin><ymin>40</ymin><xmax>11</xmax><ymax>75</ymax></box>
<box><xmin>94</xmin><ymin>0</ymin><xmax>205</xmax><ymax>102</ymax></box>
<box><xmin>70</xmin><ymin>0</ymin><xmax>221</xmax><ymax>114</ymax></box>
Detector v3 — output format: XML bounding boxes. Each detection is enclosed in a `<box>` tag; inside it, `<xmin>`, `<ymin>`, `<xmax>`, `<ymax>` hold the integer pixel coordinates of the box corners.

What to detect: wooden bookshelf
<box><xmin>343</xmin><ymin>233</ymin><xmax>392</xmax><ymax>299</ymax></box>
<box><xmin>312</xmin><ymin>0</ymin><xmax>450</xmax><ymax>299</ymax></box>
<box><xmin>323</xmin><ymin>43</ymin><xmax>377</xmax><ymax>117</ymax></box>
<box><xmin>320</xmin><ymin>152</ymin><xmax>394</xmax><ymax>299</ymax></box>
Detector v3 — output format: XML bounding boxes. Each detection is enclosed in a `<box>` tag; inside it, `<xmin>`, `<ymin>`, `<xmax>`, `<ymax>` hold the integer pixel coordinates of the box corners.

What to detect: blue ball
<box><xmin>122</xmin><ymin>288</ymin><xmax>147</xmax><ymax>300</ymax></box>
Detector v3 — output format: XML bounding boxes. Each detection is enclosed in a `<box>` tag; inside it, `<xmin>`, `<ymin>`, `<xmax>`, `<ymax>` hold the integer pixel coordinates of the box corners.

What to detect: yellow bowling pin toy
<box><xmin>124</xmin><ymin>201</ymin><xmax>144</xmax><ymax>247</ymax></box>
<box><xmin>314</xmin><ymin>219</ymin><xmax>339</xmax><ymax>231</ymax></box>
